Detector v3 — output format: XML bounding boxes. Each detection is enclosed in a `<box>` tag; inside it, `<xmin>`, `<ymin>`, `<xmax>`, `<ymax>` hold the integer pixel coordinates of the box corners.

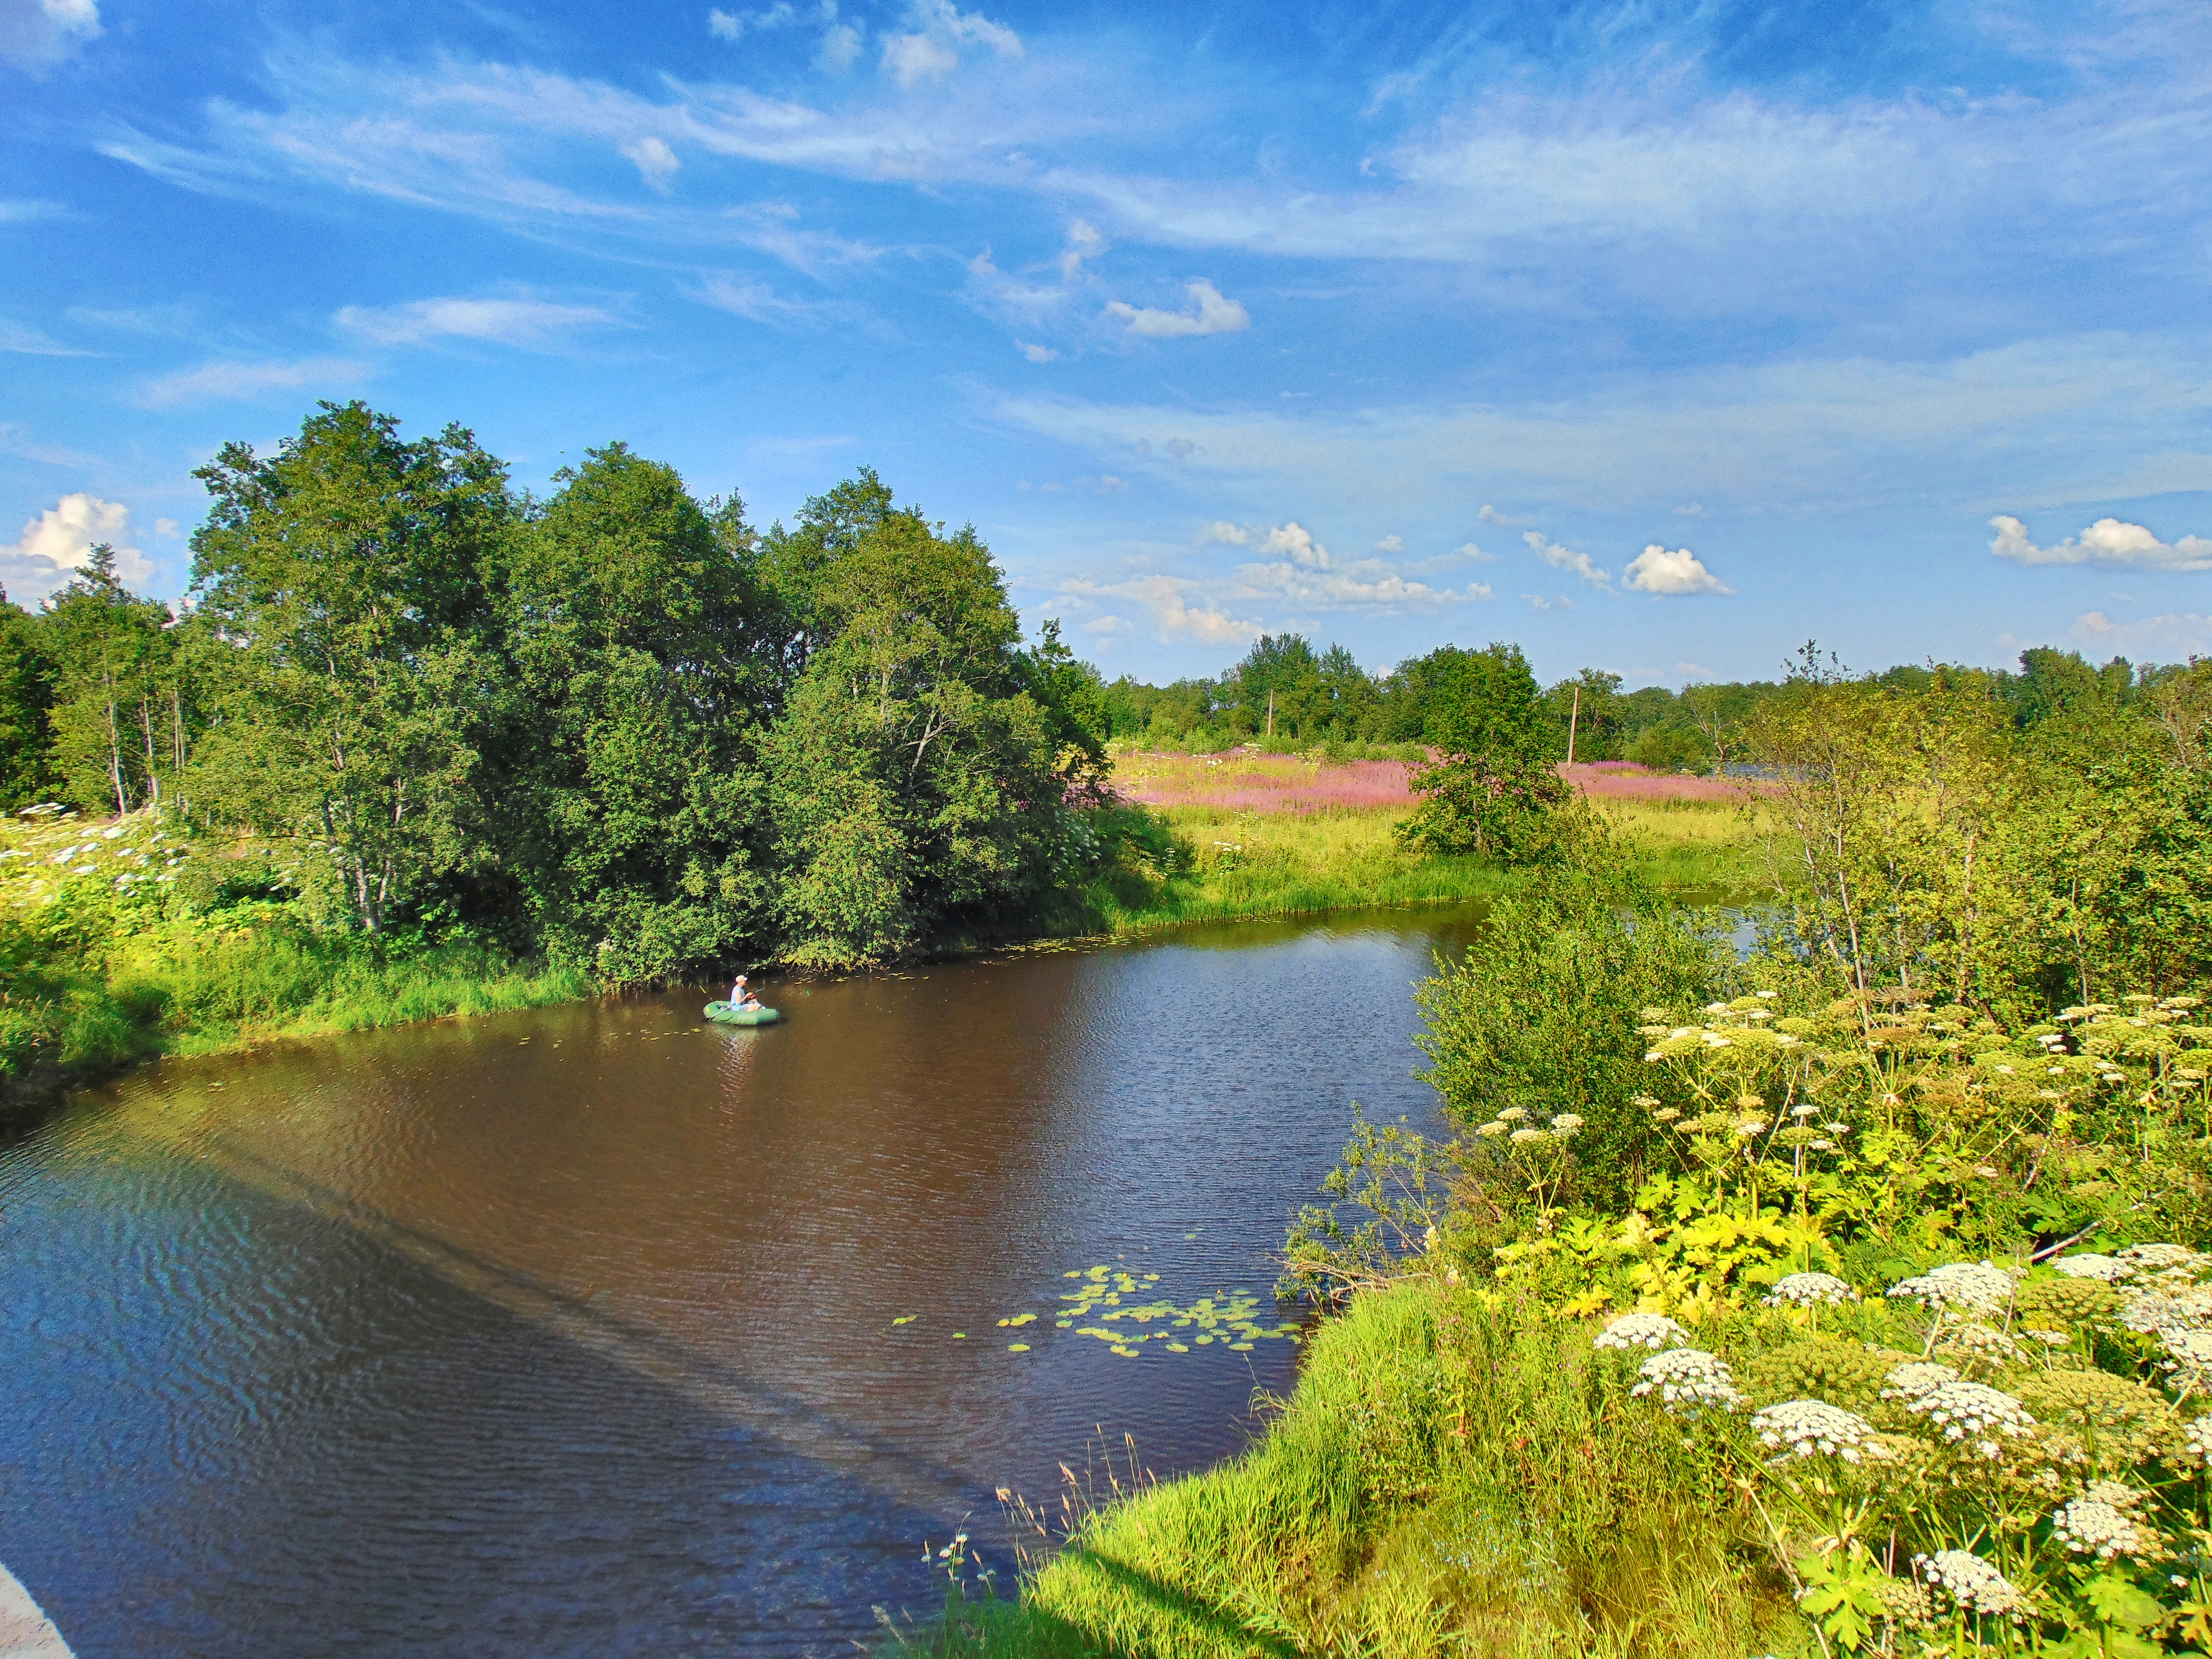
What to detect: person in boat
<box><xmin>729</xmin><ymin>974</ymin><xmax>763</xmax><ymax>1011</ymax></box>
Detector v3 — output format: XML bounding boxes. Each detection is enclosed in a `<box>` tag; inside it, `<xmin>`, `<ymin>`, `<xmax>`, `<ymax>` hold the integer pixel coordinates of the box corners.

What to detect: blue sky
<box><xmin>3</xmin><ymin>0</ymin><xmax>2209</xmax><ymax>687</ymax></box>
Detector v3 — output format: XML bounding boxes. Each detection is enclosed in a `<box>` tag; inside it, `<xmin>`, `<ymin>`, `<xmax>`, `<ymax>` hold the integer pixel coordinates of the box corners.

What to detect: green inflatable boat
<box><xmin>705</xmin><ymin>1000</ymin><xmax>781</xmax><ymax>1026</ymax></box>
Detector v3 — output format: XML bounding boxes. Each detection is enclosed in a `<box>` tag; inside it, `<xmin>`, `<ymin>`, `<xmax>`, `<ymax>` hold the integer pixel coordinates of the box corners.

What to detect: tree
<box><xmin>1232</xmin><ymin>633</ymin><xmax>1322</xmax><ymax>741</ymax></box>
<box><xmin>499</xmin><ymin>442</ymin><xmax>778</xmax><ymax>979</ymax></box>
<box><xmin>1396</xmin><ymin>642</ymin><xmax>1571</xmax><ymax>861</ymax></box>
<box><xmin>761</xmin><ymin>477</ymin><xmax>1065</xmax><ymax>966</ymax></box>
<box><xmin>186</xmin><ymin>402</ymin><xmax>511</xmax><ymax>933</ymax></box>
<box><xmin>0</xmin><ymin>585</ymin><xmax>55</xmax><ymax>808</ymax></box>
<box><xmin>1544</xmin><ymin>668</ymin><xmax>1623</xmax><ymax>762</ymax></box>
<box><xmin>40</xmin><ymin>546</ymin><xmax>180</xmax><ymax>815</ymax></box>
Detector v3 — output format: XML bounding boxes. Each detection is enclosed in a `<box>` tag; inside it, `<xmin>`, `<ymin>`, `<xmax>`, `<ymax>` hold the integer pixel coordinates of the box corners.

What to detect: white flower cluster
<box><xmin>1594</xmin><ymin>1313</ymin><xmax>1690</xmax><ymax>1352</ymax></box>
<box><xmin>1751</xmin><ymin>1399</ymin><xmax>1883</xmax><ymax>1463</ymax></box>
<box><xmin>2121</xmin><ymin>1243</ymin><xmax>2212</xmax><ymax>1274</ymax></box>
<box><xmin>2181</xmin><ymin>1416</ymin><xmax>2212</xmax><ymax>1468</ymax></box>
<box><xmin>1509</xmin><ymin>1127</ymin><xmax>1548</xmax><ymax>1145</ymax></box>
<box><xmin>2121</xmin><ymin>1286</ymin><xmax>2212</xmax><ymax>1335</ymax></box>
<box><xmin>1915</xmin><ymin>1549</ymin><xmax>2030</xmax><ymax>1616</ymax></box>
<box><xmin>2051</xmin><ymin>1253</ymin><xmax>2135</xmax><ymax>1282</ymax></box>
<box><xmin>2051</xmin><ymin>1492</ymin><xmax>2153</xmax><ymax>1560</ymax></box>
<box><xmin>1631</xmin><ymin>1348</ymin><xmax>1745</xmax><ymax>1416</ymax></box>
<box><xmin>1940</xmin><ymin>1323</ymin><xmax>2027</xmax><ymax>1366</ymax></box>
<box><xmin>1907</xmin><ymin>1380</ymin><xmax>2035</xmax><ymax>1456</ymax></box>
<box><xmin>1880</xmin><ymin>1361</ymin><xmax>1961</xmax><ymax>1401</ymax></box>
<box><xmin>1762</xmin><ymin>1272</ymin><xmax>1860</xmax><ymax>1309</ymax></box>
<box><xmin>1887</xmin><ymin>1261</ymin><xmax>2017</xmax><ymax>1316</ymax></box>
<box><xmin>2160</xmin><ymin>1328</ymin><xmax>2212</xmax><ymax>1392</ymax></box>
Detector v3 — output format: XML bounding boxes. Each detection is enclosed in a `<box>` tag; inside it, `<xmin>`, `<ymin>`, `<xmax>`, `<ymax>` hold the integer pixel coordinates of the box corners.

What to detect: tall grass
<box><xmin>899</xmin><ymin>1282</ymin><xmax>1807</xmax><ymax>1658</ymax></box>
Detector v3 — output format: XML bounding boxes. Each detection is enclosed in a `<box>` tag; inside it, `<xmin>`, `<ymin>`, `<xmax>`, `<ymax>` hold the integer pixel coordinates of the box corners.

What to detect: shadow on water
<box><xmin>0</xmin><ymin>906</ymin><xmax>1507</xmax><ymax>1656</ymax></box>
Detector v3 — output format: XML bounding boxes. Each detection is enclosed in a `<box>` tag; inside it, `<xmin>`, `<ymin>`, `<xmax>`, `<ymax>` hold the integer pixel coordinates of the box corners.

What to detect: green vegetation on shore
<box><xmin>901</xmin><ymin>656</ymin><xmax>2212</xmax><ymax>1659</ymax></box>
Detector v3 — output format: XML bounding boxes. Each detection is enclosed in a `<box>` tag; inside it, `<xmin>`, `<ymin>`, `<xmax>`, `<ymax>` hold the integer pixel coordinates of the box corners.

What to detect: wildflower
<box><xmin>2051</xmin><ymin>1253</ymin><xmax>2134</xmax><ymax>1283</ymax></box>
<box><xmin>2051</xmin><ymin>1493</ymin><xmax>2155</xmax><ymax>1560</ymax></box>
<box><xmin>1789</xmin><ymin>1103</ymin><xmax>1817</xmax><ymax>1118</ymax></box>
<box><xmin>1631</xmin><ymin>1348</ymin><xmax>1745</xmax><ymax>1416</ymax></box>
<box><xmin>1594</xmin><ymin>1313</ymin><xmax>1690</xmax><ymax>1351</ymax></box>
<box><xmin>1763</xmin><ymin>1273</ymin><xmax>1860</xmax><ymax>1309</ymax></box>
<box><xmin>1549</xmin><ymin>1113</ymin><xmax>1584</xmax><ymax>1137</ymax></box>
<box><xmin>1497</xmin><ymin>1107</ymin><xmax>1529</xmax><ymax>1123</ymax></box>
<box><xmin>1653</xmin><ymin>1107</ymin><xmax>1682</xmax><ymax>1122</ymax></box>
<box><xmin>1914</xmin><ymin>1549</ymin><xmax>2030</xmax><ymax>1616</ymax></box>
<box><xmin>1887</xmin><ymin>1261</ymin><xmax>2016</xmax><ymax>1316</ymax></box>
<box><xmin>1475</xmin><ymin>1120</ymin><xmax>1509</xmax><ymax>1138</ymax></box>
<box><xmin>2160</xmin><ymin>1327</ymin><xmax>2212</xmax><ymax>1393</ymax></box>
<box><xmin>2121</xmin><ymin>1243</ymin><xmax>2210</xmax><ymax>1274</ymax></box>
<box><xmin>1811</xmin><ymin>1139</ymin><xmax>1835</xmax><ymax>1152</ymax></box>
<box><xmin>1631</xmin><ymin>1094</ymin><xmax>1660</xmax><ymax>1108</ymax></box>
<box><xmin>2178</xmin><ymin>1416</ymin><xmax>2212</xmax><ymax>1469</ymax></box>
<box><xmin>1509</xmin><ymin>1127</ymin><xmax>1547</xmax><ymax>1146</ymax></box>
<box><xmin>1735</xmin><ymin>1118</ymin><xmax>1767</xmax><ymax>1138</ymax></box>
<box><xmin>1907</xmin><ymin>1380</ymin><xmax>2035</xmax><ymax>1456</ymax></box>
<box><xmin>1752</xmin><ymin>1398</ymin><xmax>1883</xmax><ymax>1462</ymax></box>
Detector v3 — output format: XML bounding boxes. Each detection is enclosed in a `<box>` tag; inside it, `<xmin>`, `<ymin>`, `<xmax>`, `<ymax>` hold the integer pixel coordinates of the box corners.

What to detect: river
<box><xmin>0</xmin><ymin>908</ymin><xmax>1490</xmax><ymax>1657</ymax></box>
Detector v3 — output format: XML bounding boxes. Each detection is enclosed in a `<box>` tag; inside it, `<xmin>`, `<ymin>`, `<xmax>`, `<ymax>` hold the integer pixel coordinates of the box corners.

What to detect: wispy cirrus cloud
<box><xmin>334</xmin><ymin>295</ymin><xmax>623</xmax><ymax>348</ymax></box>
<box><xmin>137</xmin><ymin>356</ymin><xmax>367</xmax><ymax>409</ymax></box>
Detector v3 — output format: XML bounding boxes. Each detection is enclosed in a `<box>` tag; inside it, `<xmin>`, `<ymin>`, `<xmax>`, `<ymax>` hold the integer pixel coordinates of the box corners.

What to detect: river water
<box><xmin>0</xmin><ymin>908</ymin><xmax>1489</xmax><ymax>1657</ymax></box>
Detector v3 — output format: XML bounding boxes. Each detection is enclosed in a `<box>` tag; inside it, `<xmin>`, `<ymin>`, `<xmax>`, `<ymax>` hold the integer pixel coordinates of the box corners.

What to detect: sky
<box><xmin>2</xmin><ymin>0</ymin><xmax>2209</xmax><ymax>688</ymax></box>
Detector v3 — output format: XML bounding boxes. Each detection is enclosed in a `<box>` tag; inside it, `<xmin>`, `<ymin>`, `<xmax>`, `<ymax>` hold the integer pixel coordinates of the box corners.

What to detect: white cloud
<box><xmin>1164</xmin><ymin>438</ymin><xmax>1195</xmax><ymax>458</ymax></box>
<box><xmin>3</xmin><ymin>492</ymin><xmax>153</xmax><ymax>603</ymax></box>
<box><xmin>334</xmin><ymin>295</ymin><xmax>620</xmax><ymax>348</ymax></box>
<box><xmin>0</xmin><ymin>320</ymin><xmax>94</xmax><ymax>356</ymax></box>
<box><xmin>1623</xmin><ymin>543</ymin><xmax>1733</xmax><ymax>595</ymax></box>
<box><xmin>1375</xmin><ymin>534</ymin><xmax>1403</xmax><ymax>553</ymax></box>
<box><xmin>1989</xmin><ymin>514</ymin><xmax>2212</xmax><ymax>572</ymax></box>
<box><xmin>1017</xmin><ymin>340</ymin><xmax>1057</xmax><ymax>362</ymax></box>
<box><xmin>881</xmin><ymin>0</ymin><xmax>1020</xmax><ymax>86</ymax></box>
<box><xmin>0</xmin><ymin>0</ymin><xmax>99</xmax><ymax>69</ymax></box>
<box><xmin>817</xmin><ymin>20</ymin><xmax>862</xmax><ymax>69</ymax></box>
<box><xmin>1105</xmin><ymin>279</ymin><xmax>1249</xmax><ymax>339</ymax></box>
<box><xmin>1477</xmin><ymin>504</ymin><xmax>1514</xmax><ymax>525</ymax></box>
<box><xmin>708</xmin><ymin>4</ymin><xmax>794</xmax><ymax>42</ymax></box>
<box><xmin>690</xmin><ymin>273</ymin><xmax>861</xmax><ymax>328</ymax></box>
<box><xmin>1065</xmin><ymin>574</ymin><xmax>1258</xmax><ymax>645</ymax></box>
<box><xmin>1206</xmin><ymin>520</ymin><xmax>1479</xmax><ymax>609</ymax></box>
<box><xmin>1097</xmin><ymin>474</ymin><xmax>1128</xmax><ymax>492</ymax></box>
<box><xmin>1059</xmin><ymin>219</ymin><xmax>1103</xmax><ymax>282</ymax></box>
<box><xmin>154</xmin><ymin>518</ymin><xmax>180</xmax><ymax>537</ymax></box>
<box><xmin>620</xmin><ymin>135</ymin><xmax>681</xmax><ymax>191</ymax></box>
<box><xmin>1523</xmin><ymin>529</ymin><xmax>1610</xmax><ymax>588</ymax></box>
<box><xmin>137</xmin><ymin>357</ymin><xmax>366</xmax><ymax>409</ymax></box>
<box><xmin>1523</xmin><ymin>593</ymin><xmax>1573</xmax><ymax>611</ymax></box>
<box><xmin>2075</xmin><ymin>611</ymin><xmax>2212</xmax><ymax>656</ymax></box>
<box><xmin>1455</xmin><ymin>541</ymin><xmax>1495</xmax><ymax>562</ymax></box>
<box><xmin>1675</xmin><ymin>502</ymin><xmax>1705</xmax><ymax>517</ymax></box>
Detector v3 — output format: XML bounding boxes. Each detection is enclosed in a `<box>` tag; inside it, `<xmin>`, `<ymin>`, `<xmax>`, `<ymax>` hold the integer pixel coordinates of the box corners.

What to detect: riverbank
<box><xmin>0</xmin><ymin>759</ymin><xmax>1756</xmax><ymax>1103</ymax></box>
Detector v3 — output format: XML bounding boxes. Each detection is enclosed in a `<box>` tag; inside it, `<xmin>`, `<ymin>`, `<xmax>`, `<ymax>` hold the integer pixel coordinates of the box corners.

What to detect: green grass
<box><xmin>897</xmin><ymin>1283</ymin><xmax>1809</xmax><ymax>1659</ymax></box>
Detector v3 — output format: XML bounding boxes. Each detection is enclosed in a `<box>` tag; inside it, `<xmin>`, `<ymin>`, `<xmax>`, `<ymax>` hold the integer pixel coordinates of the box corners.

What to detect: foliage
<box><xmin>1396</xmin><ymin>641</ymin><xmax>1580</xmax><ymax>863</ymax></box>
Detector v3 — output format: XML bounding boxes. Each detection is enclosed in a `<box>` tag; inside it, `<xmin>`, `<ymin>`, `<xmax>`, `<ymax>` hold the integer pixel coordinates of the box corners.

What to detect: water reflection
<box><xmin>0</xmin><ymin>908</ymin><xmax>1489</xmax><ymax>1656</ymax></box>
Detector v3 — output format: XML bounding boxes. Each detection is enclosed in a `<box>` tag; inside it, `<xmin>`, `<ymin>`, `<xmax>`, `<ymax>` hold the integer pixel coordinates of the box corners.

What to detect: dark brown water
<box><xmin>0</xmin><ymin>908</ymin><xmax>1488</xmax><ymax>1657</ymax></box>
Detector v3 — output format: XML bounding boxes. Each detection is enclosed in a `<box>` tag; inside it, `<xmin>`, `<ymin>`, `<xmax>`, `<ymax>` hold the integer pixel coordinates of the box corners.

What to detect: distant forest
<box><xmin>1091</xmin><ymin>632</ymin><xmax>2190</xmax><ymax>773</ymax></box>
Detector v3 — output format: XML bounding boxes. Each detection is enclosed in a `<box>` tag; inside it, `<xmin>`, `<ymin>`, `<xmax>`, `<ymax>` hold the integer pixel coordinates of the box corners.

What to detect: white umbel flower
<box><xmin>1509</xmin><ymin>1127</ymin><xmax>1547</xmax><ymax>1146</ymax></box>
<box><xmin>2122</xmin><ymin>1287</ymin><xmax>2212</xmax><ymax>1335</ymax></box>
<box><xmin>1594</xmin><ymin>1313</ymin><xmax>1691</xmax><ymax>1351</ymax></box>
<box><xmin>2178</xmin><ymin>1416</ymin><xmax>2212</xmax><ymax>1468</ymax></box>
<box><xmin>1881</xmin><ymin>1361</ymin><xmax>1962</xmax><ymax>1401</ymax></box>
<box><xmin>1887</xmin><ymin>1261</ymin><xmax>2017</xmax><ymax>1315</ymax></box>
<box><xmin>1631</xmin><ymin>1348</ymin><xmax>1745</xmax><ymax>1416</ymax></box>
<box><xmin>1914</xmin><ymin>1549</ymin><xmax>2029</xmax><ymax>1616</ymax></box>
<box><xmin>2051</xmin><ymin>1253</ymin><xmax>2135</xmax><ymax>1283</ymax></box>
<box><xmin>2051</xmin><ymin>1493</ymin><xmax>2153</xmax><ymax>1560</ymax></box>
<box><xmin>1907</xmin><ymin>1380</ymin><xmax>2036</xmax><ymax>1457</ymax></box>
<box><xmin>1763</xmin><ymin>1273</ymin><xmax>1860</xmax><ymax>1309</ymax></box>
<box><xmin>2120</xmin><ymin>1243</ymin><xmax>2210</xmax><ymax>1274</ymax></box>
<box><xmin>1751</xmin><ymin>1399</ymin><xmax>1883</xmax><ymax>1462</ymax></box>
<box><xmin>2160</xmin><ymin>1327</ymin><xmax>2212</xmax><ymax>1393</ymax></box>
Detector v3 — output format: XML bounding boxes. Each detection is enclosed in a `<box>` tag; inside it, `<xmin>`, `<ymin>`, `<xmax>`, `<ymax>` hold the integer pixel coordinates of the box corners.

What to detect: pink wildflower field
<box><xmin>1111</xmin><ymin>750</ymin><xmax>1746</xmax><ymax>814</ymax></box>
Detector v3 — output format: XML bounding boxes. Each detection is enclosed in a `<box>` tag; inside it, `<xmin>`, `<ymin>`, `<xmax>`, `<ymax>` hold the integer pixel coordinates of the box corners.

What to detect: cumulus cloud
<box><xmin>1105</xmin><ymin>280</ymin><xmax>1249</xmax><ymax>339</ymax></box>
<box><xmin>2075</xmin><ymin>610</ymin><xmax>2212</xmax><ymax>656</ymax></box>
<box><xmin>1623</xmin><ymin>543</ymin><xmax>1733</xmax><ymax>595</ymax></box>
<box><xmin>1375</xmin><ymin>534</ymin><xmax>1403</xmax><ymax>553</ymax></box>
<box><xmin>1523</xmin><ymin>529</ymin><xmax>1610</xmax><ymax>587</ymax></box>
<box><xmin>1523</xmin><ymin>593</ymin><xmax>1573</xmax><ymax>611</ymax></box>
<box><xmin>1989</xmin><ymin>514</ymin><xmax>2212</xmax><ymax>572</ymax></box>
<box><xmin>1065</xmin><ymin>574</ymin><xmax>1258</xmax><ymax>645</ymax></box>
<box><xmin>620</xmin><ymin>135</ymin><xmax>681</xmax><ymax>191</ymax></box>
<box><xmin>335</xmin><ymin>295</ymin><xmax>619</xmax><ymax>348</ymax></box>
<box><xmin>1205</xmin><ymin>520</ymin><xmax>1481</xmax><ymax>609</ymax></box>
<box><xmin>817</xmin><ymin>19</ymin><xmax>862</xmax><ymax>69</ymax></box>
<box><xmin>881</xmin><ymin>0</ymin><xmax>1020</xmax><ymax>86</ymax></box>
<box><xmin>1016</xmin><ymin>340</ymin><xmax>1056</xmax><ymax>362</ymax></box>
<box><xmin>1456</xmin><ymin>541</ymin><xmax>1495</xmax><ymax>562</ymax></box>
<box><xmin>3</xmin><ymin>492</ymin><xmax>153</xmax><ymax>602</ymax></box>
<box><xmin>1477</xmin><ymin>504</ymin><xmax>1516</xmax><ymax>525</ymax></box>
<box><xmin>0</xmin><ymin>0</ymin><xmax>99</xmax><ymax>69</ymax></box>
<box><xmin>137</xmin><ymin>357</ymin><xmax>365</xmax><ymax>408</ymax></box>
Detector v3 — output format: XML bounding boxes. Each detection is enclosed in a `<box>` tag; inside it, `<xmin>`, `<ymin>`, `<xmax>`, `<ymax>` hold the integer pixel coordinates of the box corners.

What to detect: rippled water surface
<box><xmin>0</xmin><ymin>909</ymin><xmax>1490</xmax><ymax>1656</ymax></box>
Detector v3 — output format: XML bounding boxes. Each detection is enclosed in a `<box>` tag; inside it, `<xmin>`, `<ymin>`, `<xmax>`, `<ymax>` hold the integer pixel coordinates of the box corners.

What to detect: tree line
<box><xmin>0</xmin><ymin>403</ymin><xmax>1107</xmax><ymax>975</ymax></box>
<box><xmin>1097</xmin><ymin>630</ymin><xmax>2204</xmax><ymax>773</ymax></box>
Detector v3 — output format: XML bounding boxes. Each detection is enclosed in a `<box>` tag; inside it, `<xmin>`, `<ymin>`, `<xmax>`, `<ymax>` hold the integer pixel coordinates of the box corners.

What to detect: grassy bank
<box><xmin>904</xmin><ymin>1279</ymin><xmax>1802</xmax><ymax>1659</ymax></box>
